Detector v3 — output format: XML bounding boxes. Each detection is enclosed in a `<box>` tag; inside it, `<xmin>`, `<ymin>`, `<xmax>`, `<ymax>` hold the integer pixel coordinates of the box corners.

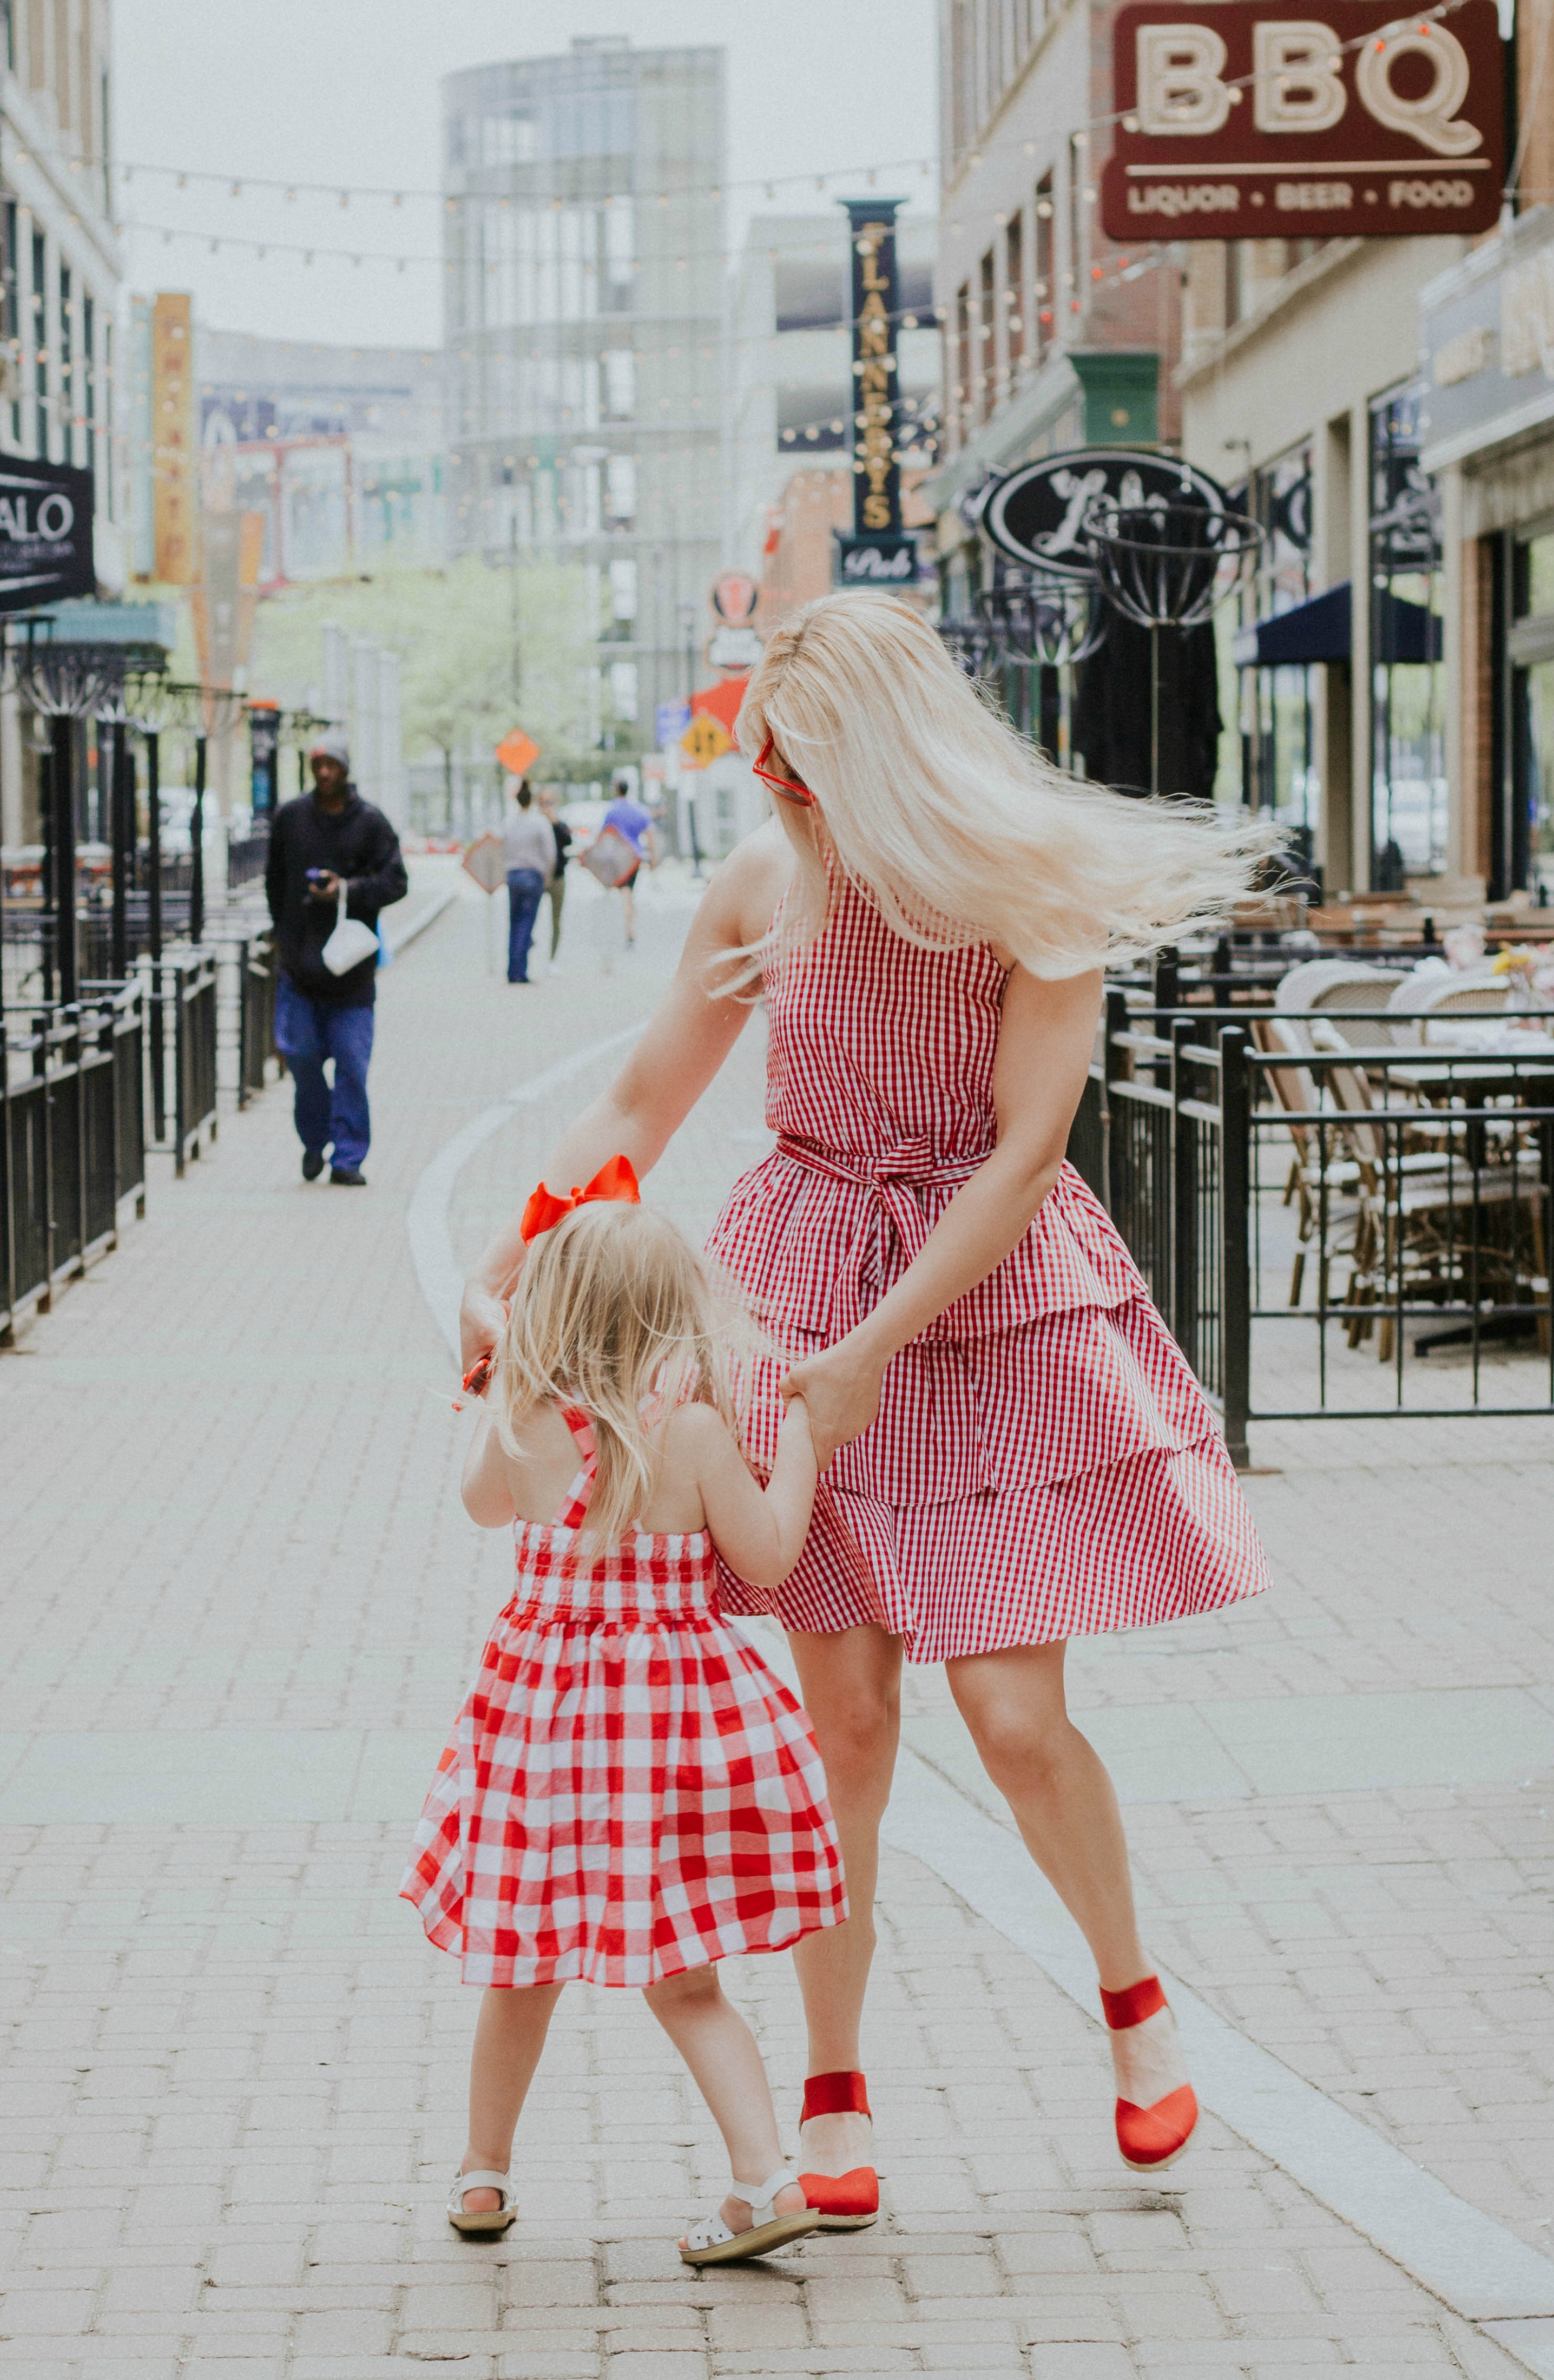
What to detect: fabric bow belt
<box><xmin>775</xmin><ymin>1134</ymin><xmax>989</xmax><ymax>1338</ymax></box>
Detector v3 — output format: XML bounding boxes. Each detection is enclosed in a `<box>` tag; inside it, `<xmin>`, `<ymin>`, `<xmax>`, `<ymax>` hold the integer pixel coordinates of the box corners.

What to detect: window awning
<box><xmin>1231</xmin><ymin>582</ymin><xmax>1441</xmax><ymax>667</ymax></box>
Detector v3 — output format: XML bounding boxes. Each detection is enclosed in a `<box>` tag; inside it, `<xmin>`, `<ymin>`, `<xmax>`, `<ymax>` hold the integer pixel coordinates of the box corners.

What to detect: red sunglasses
<box><xmin>753</xmin><ymin>733</ymin><xmax>815</xmax><ymax>806</ymax></box>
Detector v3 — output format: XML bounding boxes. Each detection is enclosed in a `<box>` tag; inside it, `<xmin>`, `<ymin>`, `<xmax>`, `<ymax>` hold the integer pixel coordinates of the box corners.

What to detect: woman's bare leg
<box><xmin>786</xmin><ymin>1623</ymin><xmax>902</xmax><ymax>2175</ymax></box>
<box><xmin>946</xmin><ymin>1641</ymin><xmax>1187</xmax><ymax>2107</ymax></box>
<box><xmin>459</xmin><ymin>1982</ymin><xmax>565</xmax><ymax>2212</ymax></box>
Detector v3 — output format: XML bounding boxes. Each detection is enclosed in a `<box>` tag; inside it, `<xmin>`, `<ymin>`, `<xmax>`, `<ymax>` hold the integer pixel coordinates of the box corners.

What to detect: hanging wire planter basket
<box><xmin>1083</xmin><ymin>500</ymin><xmax>1263</xmax><ymax>630</ymax></box>
<box><xmin>978</xmin><ymin>567</ymin><xmax>1109</xmax><ymax>668</ymax></box>
<box><xmin>937</xmin><ymin>616</ymin><xmax>999</xmax><ymax>681</ymax></box>
<box><xmin>9</xmin><ymin>639</ymin><xmax>128</xmax><ymax>720</ymax></box>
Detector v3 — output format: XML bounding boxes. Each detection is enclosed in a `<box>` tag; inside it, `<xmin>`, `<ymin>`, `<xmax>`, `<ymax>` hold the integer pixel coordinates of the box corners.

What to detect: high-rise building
<box><xmin>441</xmin><ymin>36</ymin><xmax>724</xmax><ymax>768</ymax></box>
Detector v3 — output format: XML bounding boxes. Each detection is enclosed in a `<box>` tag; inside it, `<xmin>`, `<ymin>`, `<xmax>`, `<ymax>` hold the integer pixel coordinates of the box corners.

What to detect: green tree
<box><xmin>249</xmin><ymin>555</ymin><xmax>597</xmax><ymax>780</ymax></box>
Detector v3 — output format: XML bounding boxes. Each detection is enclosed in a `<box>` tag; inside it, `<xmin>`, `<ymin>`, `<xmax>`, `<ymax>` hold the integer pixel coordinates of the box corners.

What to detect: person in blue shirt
<box><xmin>602</xmin><ymin>773</ymin><xmax>657</xmax><ymax>947</ymax></box>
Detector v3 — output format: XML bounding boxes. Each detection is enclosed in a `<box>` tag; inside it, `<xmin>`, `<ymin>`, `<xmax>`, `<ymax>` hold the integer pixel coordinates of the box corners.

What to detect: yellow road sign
<box><xmin>680</xmin><ymin>713</ymin><xmax>733</xmax><ymax>769</ymax></box>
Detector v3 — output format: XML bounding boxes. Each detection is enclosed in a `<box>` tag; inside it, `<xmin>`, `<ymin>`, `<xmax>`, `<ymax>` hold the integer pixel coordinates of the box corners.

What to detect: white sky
<box><xmin>112</xmin><ymin>0</ymin><xmax>939</xmax><ymax>353</ymax></box>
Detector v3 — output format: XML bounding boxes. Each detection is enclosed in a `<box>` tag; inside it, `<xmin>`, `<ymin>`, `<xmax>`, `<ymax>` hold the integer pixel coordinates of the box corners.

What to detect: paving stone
<box><xmin>2</xmin><ymin>885</ymin><xmax>1550</xmax><ymax>2380</ymax></box>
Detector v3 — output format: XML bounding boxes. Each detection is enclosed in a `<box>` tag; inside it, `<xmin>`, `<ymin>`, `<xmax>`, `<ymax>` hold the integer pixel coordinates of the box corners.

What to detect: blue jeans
<box><xmin>506</xmin><ymin>867</ymin><xmax>544</xmax><ymax>981</ymax></box>
<box><xmin>274</xmin><ymin>976</ymin><xmax>376</xmax><ymax>1169</ymax></box>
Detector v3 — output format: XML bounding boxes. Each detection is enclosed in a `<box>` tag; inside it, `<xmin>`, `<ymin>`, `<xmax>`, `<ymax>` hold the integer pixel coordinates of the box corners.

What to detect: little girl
<box><xmin>400</xmin><ymin>1173</ymin><xmax>846</xmax><ymax>2266</ymax></box>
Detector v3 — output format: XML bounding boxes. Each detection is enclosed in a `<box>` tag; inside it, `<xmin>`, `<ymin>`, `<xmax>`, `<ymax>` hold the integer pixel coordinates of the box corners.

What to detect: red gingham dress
<box><xmin>399</xmin><ymin>1410</ymin><xmax>847</xmax><ymax>1989</ymax></box>
<box><xmin>707</xmin><ymin>878</ymin><xmax>1272</xmax><ymax>1662</ymax></box>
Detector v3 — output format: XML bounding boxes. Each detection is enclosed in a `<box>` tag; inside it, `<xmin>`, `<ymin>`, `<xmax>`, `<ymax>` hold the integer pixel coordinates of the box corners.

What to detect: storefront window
<box><xmin>1241</xmin><ymin>445</ymin><xmax>1315</xmax><ymax>873</ymax></box>
<box><xmin>1369</xmin><ymin>384</ymin><xmax>1444</xmax><ymax>884</ymax></box>
<box><xmin>1511</xmin><ymin>525</ymin><xmax>1554</xmax><ymax>903</ymax></box>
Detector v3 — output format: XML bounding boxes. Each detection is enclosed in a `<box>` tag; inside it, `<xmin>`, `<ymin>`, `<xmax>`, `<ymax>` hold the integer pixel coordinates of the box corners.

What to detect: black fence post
<box><xmin>108</xmin><ymin>722</ymin><xmax>128</xmax><ymax>982</ymax></box>
<box><xmin>1219</xmin><ymin>1025</ymin><xmax>1252</xmax><ymax>1470</ymax></box>
<box><xmin>1102</xmin><ymin>985</ymin><xmax>1129</xmax><ymax>1213</ymax></box>
<box><xmin>190</xmin><ymin>734</ymin><xmax>207</xmax><ymax>945</ymax></box>
<box><xmin>51</xmin><ymin>716</ymin><xmax>77</xmax><ymax>1008</ymax></box>
<box><xmin>1170</xmin><ymin>1016</ymin><xmax>1197</xmax><ymax>1364</ymax></box>
<box><xmin>144</xmin><ymin>730</ymin><xmax>163</xmax><ymax>962</ymax></box>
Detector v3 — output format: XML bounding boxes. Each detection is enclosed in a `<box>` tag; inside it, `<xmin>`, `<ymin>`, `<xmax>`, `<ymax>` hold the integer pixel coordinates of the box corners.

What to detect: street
<box><xmin>3</xmin><ymin>886</ymin><xmax>1551</xmax><ymax>2380</ymax></box>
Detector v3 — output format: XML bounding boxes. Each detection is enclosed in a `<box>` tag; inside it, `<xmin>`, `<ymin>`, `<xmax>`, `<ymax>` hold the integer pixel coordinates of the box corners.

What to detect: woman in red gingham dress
<box><xmin>461</xmin><ymin>594</ymin><xmax>1275</xmax><ymax>2209</ymax></box>
<box><xmin>410</xmin><ymin>1198</ymin><xmax>848</xmax><ymax>2265</ymax></box>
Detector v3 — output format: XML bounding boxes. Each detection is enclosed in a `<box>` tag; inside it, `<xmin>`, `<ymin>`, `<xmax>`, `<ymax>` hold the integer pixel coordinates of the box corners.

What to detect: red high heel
<box><xmin>796</xmin><ymin>2070</ymin><xmax>879</xmax><ymax>2229</ymax></box>
<box><xmin>1101</xmin><ymin>1976</ymin><xmax>1198</xmax><ymax>2172</ymax></box>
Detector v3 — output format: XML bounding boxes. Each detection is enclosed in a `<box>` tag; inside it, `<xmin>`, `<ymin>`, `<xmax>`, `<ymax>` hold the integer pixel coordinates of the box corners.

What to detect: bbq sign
<box><xmin>0</xmin><ymin>454</ymin><xmax>95</xmax><ymax>612</ymax></box>
<box><xmin>1101</xmin><ymin>2</ymin><xmax>1505</xmax><ymax>244</ymax></box>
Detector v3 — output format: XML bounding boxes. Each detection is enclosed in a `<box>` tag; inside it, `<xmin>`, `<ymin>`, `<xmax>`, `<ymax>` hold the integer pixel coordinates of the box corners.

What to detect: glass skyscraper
<box><xmin>442</xmin><ymin>37</ymin><xmax>725</xmax><ymax>765</ymax></box>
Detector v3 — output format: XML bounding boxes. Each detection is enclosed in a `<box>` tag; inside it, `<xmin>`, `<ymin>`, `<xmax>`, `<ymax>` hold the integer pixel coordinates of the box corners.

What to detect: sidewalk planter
<box><xmin>1</xmin><ymin>983</ymin><xmax>146</xmax><ymax>1342</ymax></box>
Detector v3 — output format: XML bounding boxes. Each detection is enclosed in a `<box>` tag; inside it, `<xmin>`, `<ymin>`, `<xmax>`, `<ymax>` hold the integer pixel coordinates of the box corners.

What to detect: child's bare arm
<box><xmin>689</xmin><ymin>1398</ymin><xmax>819</xmax><ymax>1588</ymax></box>
<box><xmin>461</xmin><ymin>1408</ymin><xmax>518</xmax><ymax>1528</ymax></box>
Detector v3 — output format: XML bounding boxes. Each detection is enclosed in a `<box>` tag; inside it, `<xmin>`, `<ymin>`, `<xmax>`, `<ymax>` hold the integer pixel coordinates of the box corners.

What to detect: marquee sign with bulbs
<box><xmin>1100</xmin><ymin>1</ymin><xmax>1505</xmax><ymax>243</ymax></box>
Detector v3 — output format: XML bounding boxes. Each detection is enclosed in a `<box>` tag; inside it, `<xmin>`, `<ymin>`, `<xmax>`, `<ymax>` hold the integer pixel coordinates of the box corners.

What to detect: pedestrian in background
<box><xmin>503</xmin><ymin>778</ymin><xmax>554</xmax><ymax>984</ymax></box>
<box><xmin>265</xmin><ymin>730</ymin><xmax>407</xmax><ymax>1187</ymax></box>
<box><xmin>603</xmin><ymin>771</ymin><xmax>656</xmax><ymax>948</ymax></box>
<box><xmin>538</xmin><ymin>785</ymin><xmax>572</xmax><ymax>965</ymax></box>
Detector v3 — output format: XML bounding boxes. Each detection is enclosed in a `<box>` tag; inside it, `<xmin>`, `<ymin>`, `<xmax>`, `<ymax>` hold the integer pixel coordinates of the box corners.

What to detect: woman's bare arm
<box><xmin>459</xmin><ymin>830</ymin><xmax>786</xmax><ymax>1365</ymax></box>
<box><xmin>781</xmin><ymin>967</ymin><xmax>1102</xmax><ymax>1459</ymax></box>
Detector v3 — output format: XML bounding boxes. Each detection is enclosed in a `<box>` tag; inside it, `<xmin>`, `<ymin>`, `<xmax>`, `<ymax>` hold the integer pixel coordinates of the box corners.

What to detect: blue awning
<box><xmin>1232</xmin><ymin>582</ymin><xmax>1441</xmax><ymax>667</ymax></box>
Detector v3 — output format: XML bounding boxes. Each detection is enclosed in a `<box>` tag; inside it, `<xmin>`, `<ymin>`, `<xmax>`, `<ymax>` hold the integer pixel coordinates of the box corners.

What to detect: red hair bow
<box><xmin>519</xmin><ymin>1153</ymin><xmax>640</xmax><ymax>1244</ymax></box>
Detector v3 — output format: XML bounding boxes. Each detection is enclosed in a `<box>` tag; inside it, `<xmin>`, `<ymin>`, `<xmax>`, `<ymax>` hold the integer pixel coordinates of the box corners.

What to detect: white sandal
<box><xmin>447</xmin><ymin>2167</ymin><xmax>516</xmax><ymax>2236</ymax></box>
<box><xmin>679</xmin><ymin>2165</ymin><xmax>821</xmax><ymax>2266</ymax></box>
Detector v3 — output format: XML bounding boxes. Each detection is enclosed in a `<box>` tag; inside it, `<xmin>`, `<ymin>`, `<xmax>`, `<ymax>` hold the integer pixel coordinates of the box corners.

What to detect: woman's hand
<box><xmin>459</xmin><ymin>1277</ymin><xmax>508</xmax><ymax>1375</ymax></box>
<box><xmin>779</xmin><ymin>1340</ymin><xmax>887</xmax><ymax>1468</ymax></box>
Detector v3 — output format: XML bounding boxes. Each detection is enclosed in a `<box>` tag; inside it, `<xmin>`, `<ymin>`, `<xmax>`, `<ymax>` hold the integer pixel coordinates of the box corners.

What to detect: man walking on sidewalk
<box><xmin>502</xmin><ymin>777</ymin><xmax>553</xmax><ymax>984</ymax></box>
<box><xmin>265</xmin><ymin>731</ymin><xmax>407</xmax><ymax>1186</ymax></box>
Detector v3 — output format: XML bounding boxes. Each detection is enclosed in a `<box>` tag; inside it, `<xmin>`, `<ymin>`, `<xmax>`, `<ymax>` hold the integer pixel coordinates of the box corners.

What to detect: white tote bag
<box><xmin>321</xmin><ymin>882</ymin><xmax>380</xmax><ymax>976</ymax></box>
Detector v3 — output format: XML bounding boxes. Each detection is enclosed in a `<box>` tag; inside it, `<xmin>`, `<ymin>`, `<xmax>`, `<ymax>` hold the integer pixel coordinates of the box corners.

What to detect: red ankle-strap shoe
<box><xmin>1101</xmin><ymin>1976</ymin><xmax>1198</xmax><ymax>2173</ymax></box>
<box><xmin>796</xmin><ymin>2070</ymin><xmax>880</xmax><ymax>2229</ymax></box>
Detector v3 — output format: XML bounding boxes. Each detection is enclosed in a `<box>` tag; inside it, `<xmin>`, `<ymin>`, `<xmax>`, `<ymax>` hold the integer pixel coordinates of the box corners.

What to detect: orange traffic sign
<box><xmin>680</xmin><ymin>713</ymin><xmax>733</xmax><ymax>770</ymax></box>
<box><xmin>495</xmin><ymin>728</ymin><xmax>540</xmax><ymax>777</ymax></box>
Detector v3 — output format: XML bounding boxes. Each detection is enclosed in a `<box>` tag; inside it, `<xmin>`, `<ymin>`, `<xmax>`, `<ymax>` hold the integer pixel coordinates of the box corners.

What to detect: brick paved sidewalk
<box><xmin>1</xmin><ymin>882</ymin><xmax>1550</xmax><ymax>2378</ymax></box>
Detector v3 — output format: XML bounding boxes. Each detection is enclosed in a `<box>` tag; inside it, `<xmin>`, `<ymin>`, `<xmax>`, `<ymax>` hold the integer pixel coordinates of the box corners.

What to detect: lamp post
<box><xmin>1083</xmin><ymin>500</ymin><xmax>1262</xmax><ymax>797</ymax></box>
<box><xmin>10</xmin><ymin>639</ymin><xmax>128</xmax><ymax>1007</ymax></box>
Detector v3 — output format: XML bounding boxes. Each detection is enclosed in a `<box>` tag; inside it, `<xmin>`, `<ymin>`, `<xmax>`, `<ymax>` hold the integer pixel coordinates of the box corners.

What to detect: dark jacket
<box><xmin>265</xmin><ymin>787</ymin><xmax>408</xmax><ymax>1007</ymax></box>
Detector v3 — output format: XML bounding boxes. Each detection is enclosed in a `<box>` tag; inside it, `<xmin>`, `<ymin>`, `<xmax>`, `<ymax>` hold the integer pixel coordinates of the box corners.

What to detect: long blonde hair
<box><xmin>492</xmin><ymin>1201</ymin><xmax>751</xmax><ymax>1555</ymax></box>
<box><xmin>739</xmin><ymin>590</ymin><xmax>1276</xmax><ymax>978</ymax></box>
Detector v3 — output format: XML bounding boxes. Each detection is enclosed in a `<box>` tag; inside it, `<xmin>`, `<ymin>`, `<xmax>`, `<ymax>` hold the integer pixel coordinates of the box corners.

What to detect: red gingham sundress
<box><xmin>706</xmin><ymin>877</ymin><xmax>1272</xmax><ymax>1662</ymax></box>
<box><xmin>399</xmin><ymin>1409</ymin><xmax>848</xmax><ymax>1989</ymax></box>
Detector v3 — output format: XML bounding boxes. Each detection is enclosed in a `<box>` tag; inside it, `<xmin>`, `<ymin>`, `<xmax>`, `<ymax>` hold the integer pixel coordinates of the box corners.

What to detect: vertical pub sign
<box><xmin>834</xmin><ymin>198</ymin><xmax>918</xmax><ymax>588</ymax></box>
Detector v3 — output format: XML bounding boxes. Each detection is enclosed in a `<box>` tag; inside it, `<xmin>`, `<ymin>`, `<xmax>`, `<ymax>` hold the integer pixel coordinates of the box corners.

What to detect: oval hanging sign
<box><xmin>983</xmin><ymin>449</ymin><xmax>1229</xmax><ymax>578</ymax></box>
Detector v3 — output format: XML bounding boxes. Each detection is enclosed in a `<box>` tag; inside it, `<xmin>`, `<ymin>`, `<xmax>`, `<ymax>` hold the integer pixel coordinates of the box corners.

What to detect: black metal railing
<box><xmin>1072</xmin><ymin>992</ymin><xmax>1554</xmax><ymax>1462</ymax></box>
<box><xmin>143</xmin><ymin>950</ymin><xmax>219</xmax><ymax>1175</ymax></box>
<box><xmin>226</xmin><ymin>825</ymin><xmax>271</xmax><ymax>890</ymax></box>
<box><xmin>2</xmin><ymin>984</ymin><xmax>147</xmax><ymax>1340</ymax></box>
<box><xmin>232</xmin><ymin>933</ymin><xmax>278</xmax><ymax>1106</ymax></box>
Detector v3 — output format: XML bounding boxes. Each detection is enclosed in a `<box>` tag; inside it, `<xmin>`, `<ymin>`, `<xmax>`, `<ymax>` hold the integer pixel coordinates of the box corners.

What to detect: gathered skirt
<box><xmin>399</xmin><ymin>1565</ymin><xmax>848</xmax><ymax>1989</ymax></box>
<box><xmin>709</xmin><ymin>1162</ymin><xmax>1272</xmax><ymax>1662</ymax></box>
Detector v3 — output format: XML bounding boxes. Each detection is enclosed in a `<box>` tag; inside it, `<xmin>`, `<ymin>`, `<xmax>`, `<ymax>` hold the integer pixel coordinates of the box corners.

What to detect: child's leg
<box><xmin>643</xmin><ymin>1965</ymin><xmax>806</xmax><ymax>2231</ymax></box>
<box><xmin>459</xmin><ymin>1982</ymin><xmax>564</xmax><ymax>2211</ymax></box>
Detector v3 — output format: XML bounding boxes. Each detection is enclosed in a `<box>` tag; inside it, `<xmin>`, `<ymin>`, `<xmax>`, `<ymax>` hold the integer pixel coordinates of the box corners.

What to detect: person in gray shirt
<box><xmin>502</xmin><ymin>779</ymin><xmax>554</xmax><ymax>983</ymax></box>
